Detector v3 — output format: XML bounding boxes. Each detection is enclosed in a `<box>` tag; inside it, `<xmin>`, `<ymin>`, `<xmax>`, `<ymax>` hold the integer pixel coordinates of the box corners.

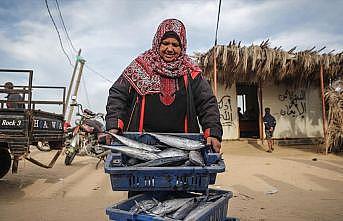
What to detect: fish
<box><xmin>150</xmin><ymin>197</ymin><xmax>193</xmax><ymax>216</ymax></box>
<box><xmin>107</xmin><ymin>132</ymin><xmax>161</xmax><ymax>153</ymax></box>
<box><xmin>146</xmin><ymin>133</ymin><xmax>206</xmax><ymax>151</ymax></box>
<box><xmin>206</xmin><ymin>193</ymin><xmax>224</xmax><ymax>202</ymax></box>
<box><xmin>134</xmin><ymin>155</ymin><xmax>189</xmax><ymax>167</ymax></box>
<box><xmin>189</xmin><ymin>150</ymin><xmax>205</xmax><ymax>166</ymax></box>
<box><xmin>182</xmin><ymin>160</ymin><xmax>192</xmax><ymax>166</ymax></box>
<box><xmin>171</xmin><ymin>196</ymin><xmax>207</xmax><ymax>219</ymax></box>
<box><xmin>129</xmin><ymin>198</ymin><xmax>159</xmax><ymax>213</ymax></box>
<box><xmin>126</xmin><ymin>157</ymin><xmax>140</xmax><ymax>166</ymax></box>
<box><xmin>99</xmin><ymin>145</ymin><xmax>160</xmax><ymax>161</ymax></box>
<box><xmin>157</xmin><ymin>148</ymin><xmax>188</xmax><ymax>158</ymax></box>
<box><xmin>183</xmin><ymin>201</ymin><xmax>213</xmax><ymax>221</ymax></box>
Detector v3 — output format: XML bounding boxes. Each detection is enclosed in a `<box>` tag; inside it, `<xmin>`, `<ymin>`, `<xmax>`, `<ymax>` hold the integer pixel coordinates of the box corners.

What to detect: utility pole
<box><xmin>213</xmin><ymin>0</ymin><xmax>222</xmax><ymax>97</ymax></box>
<box><xmin>64</xmin><ymin>49</ymin><xmax>81</xmax><ymax>117</ymax></box>
<box><xmin>67</xmin><ymin>57</ymin><xmax>86</xmax><ymax>123</ymax></box>
<box><xmin>320</xmin><ymin>65</ymin><xmax>328</xmax><ymax>154</ymax></box>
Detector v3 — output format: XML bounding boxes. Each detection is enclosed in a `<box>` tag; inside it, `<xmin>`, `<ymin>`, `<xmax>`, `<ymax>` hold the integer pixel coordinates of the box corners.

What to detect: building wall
<box><xmin>262</xmin><ymin>84</ymin><xmax>324</xmax><ymax>138</ymax></box>
<box><xmin>217</xmin><ymin>84</ymin><xmax>239</xmax><ymax>139</ymax></box>
<box><xmin>216</xmin><ymin>82</ymin><xmax>324</xmax><ymax>139</ymax></box>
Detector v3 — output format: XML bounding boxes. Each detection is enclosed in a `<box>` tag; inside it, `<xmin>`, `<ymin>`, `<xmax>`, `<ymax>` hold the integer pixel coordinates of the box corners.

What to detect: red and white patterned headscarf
<box><xmin>122</xmin><ymin>19</ymin><xmax>201</xmax><ymax>96</ymax></box>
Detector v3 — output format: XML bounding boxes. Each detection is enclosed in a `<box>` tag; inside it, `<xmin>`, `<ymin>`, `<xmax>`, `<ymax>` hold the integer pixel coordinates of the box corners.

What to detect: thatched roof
<box><xmin>325</xmin><ymin>86</ymin><xmax>343</xmax><ymax>152</ymax></box>
<box><xmin>195</xmin><ymin>40</ymin><xmax>343</xmax><ymax>87</ymax></box>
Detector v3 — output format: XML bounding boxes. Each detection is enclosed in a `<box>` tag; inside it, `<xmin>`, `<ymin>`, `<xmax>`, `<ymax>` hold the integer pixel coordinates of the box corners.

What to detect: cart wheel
<box><xmin>0</xmin><ymin>149</ymin><xmax>11</xmax><ymax>179</ymax></box>
<box><xmin>64</xmin><ymin>150</ymin><xmax>77</xmax><ymax>166</ymax></box>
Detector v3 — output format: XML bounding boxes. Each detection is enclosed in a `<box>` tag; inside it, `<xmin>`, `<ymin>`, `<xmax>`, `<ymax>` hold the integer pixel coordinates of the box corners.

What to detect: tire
<box><xmin>0</xmin><ymin>149</ymin><xmax>11</xmax><ymax>179</ymax></box>
<box><xmin>64</xmin><ymin>150</ymin><xmax>77</xmax><ymax>166</ymax></box>
<box><xmin>64</xmin><ymin>133</ymin><xmax>80</xmax><ymax>166</ymax></box>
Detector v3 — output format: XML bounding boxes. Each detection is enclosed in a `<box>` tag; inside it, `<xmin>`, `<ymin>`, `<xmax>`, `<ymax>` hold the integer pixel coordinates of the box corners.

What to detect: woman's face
<box><xmin>159</xmin><ymin>37</ymin><xmax>182</xmax><ymax>62</ymax></box>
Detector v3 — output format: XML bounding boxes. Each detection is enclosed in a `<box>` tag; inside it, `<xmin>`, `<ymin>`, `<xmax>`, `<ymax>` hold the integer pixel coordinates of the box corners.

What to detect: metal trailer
<box><xmin>0</xmin><ymin>69</ymin><xmax>66</xmax><ymax>178</ymax></box>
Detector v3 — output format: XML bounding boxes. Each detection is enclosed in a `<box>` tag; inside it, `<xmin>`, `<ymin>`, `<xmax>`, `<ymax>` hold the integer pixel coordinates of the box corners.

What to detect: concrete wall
<box><xmin>262</xmin><ymin>84</ymin><xmax>324</xmax><ymax>138</ymax></box>
<box><xmin>216</xmin><ymin>82</ymin><xmax>324</xmax><ymax>139</ymax></box>
<box><xmin>217</xmin><ymin>84</ymin><xmax>239</xmax><ymax>140</ymax></box>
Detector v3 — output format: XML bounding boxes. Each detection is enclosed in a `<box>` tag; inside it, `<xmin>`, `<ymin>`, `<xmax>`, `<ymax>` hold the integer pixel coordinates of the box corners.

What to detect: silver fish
<box><xmin>134</xmin><ymin>155</ymin><xmax>189</xmax><ymax>167</ymax></box>
<box><xmin>100</xmin><ymin>145</ymin><xmax>160</xmax><ymax>161</ymax></box>
<box><xmin>127</xmin><ymin>158</ymin><xmax>140</xmax><ymax>166</ymax></box>
<box><xmin>146</xmin><ymin>133</ymin><xmax>206</xmax><ymax>151</ymax></box>
<box><xmin>183</xmin><ymin>160</ymin><xmax>192</xmax><ymax>166</ymax></box>
<box><xmin>189</xmin><ymin>150</ymin><xmax>205</xmax><ymax>166</ymax></box>
<box><xmin>206</xmin><ymin>193</ymin><xmax>223</xmax><ymax>202</ymax></box>
<box><xmin>150</xmin><ymin>197</ymin><xmax>193</xmax><ymax>216</ymax></box>
<box><xmin>184</xmin><ymin>201</ymin><xmax>213</xmax><ymax>221</ymax></box>
<box><xmin>157</xmin><ymin>148</ymin><xmax>188</xmax><ymax>158</ymax></box>
<box><xmin>108</xmin><ymin>132</ymin><xmax>161</xmax><ymax>152</ymax></box>
<box><xmin>171</xmin><ymin>196</ymin><xmax>206</xmax><ymax>219</ymax></box>
<box><xmin>129</xmin><ymin>198</ymin><xmax>159</xmax><ymax>213</ymax></box>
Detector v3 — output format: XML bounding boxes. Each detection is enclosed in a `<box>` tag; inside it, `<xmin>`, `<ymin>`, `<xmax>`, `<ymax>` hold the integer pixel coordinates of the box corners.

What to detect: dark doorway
<box><xmin>237</xmin><ymin>83</ymin><xmax>260</xmax><ymax>138</ymax></box>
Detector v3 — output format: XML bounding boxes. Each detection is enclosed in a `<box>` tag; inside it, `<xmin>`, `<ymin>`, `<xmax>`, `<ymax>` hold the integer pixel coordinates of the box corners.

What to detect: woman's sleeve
<box><xmin>192</xmin><ymin>74</ymin><xmax>223</xmax><ymax>141</ymax></box>
<box><xmin>105</xmin><ymin>75</ymin><xmax>131</xmax><ymax>131</ymax></box>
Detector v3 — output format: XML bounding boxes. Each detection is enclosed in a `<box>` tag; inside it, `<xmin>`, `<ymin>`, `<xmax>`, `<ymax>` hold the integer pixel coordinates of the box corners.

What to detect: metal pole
<box><xmin>67</xmin><ymin>58</ymin><xmax>86</xmax><ymax>123</ymax></box>
<box><xmin>320</xmin><ymin>65</ymin><xmax>328</xmax><ymax>154</ymax></box>
<box><xmin>65</xmin><ymin>49</ymin><xmax>81</xmax><ymax>117</ymax></box>
<box><xmin>62</xmin><ymin>87</ymin><xmax>66</xmax><ymax>116</ymax></box>
<box><xmin>28</xmin><ymin>70</ymin><xmax>33</xmax><ymax>110</ymax></box>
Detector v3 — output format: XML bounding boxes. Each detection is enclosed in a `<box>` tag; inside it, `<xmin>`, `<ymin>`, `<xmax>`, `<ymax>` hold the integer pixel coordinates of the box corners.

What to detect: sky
<box><xmin>0</xmin><ymin>0</ymin><xmax>342</xmax><ymax>116</ymax></box>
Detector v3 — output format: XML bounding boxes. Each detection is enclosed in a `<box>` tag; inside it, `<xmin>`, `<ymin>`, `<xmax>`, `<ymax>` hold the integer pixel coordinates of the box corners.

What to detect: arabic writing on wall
<box><xmin>279</xmin><ymin>89</ymin><xmax>306</xmax><ymax>118</ymax></box>
<box><xmin>218</xmin><ymin>95</ymin><xmax>233</xmax><ymax>126</ymax></box>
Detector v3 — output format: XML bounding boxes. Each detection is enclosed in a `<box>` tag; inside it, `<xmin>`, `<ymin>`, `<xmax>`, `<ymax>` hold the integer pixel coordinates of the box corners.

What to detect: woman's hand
<box><xmin>207</xmin><ymin>137</ymin><xmax>221</xmax><ymax>153</ymax></box>
<box><xmin>98</xmin><ymin>129</ymin><xmax>119</xmax><ymax>145</ymax></box>
<box><xmin>108</xmin><ymin>128</ymin><xmax>119</xmax><ymax>135</ymax></box>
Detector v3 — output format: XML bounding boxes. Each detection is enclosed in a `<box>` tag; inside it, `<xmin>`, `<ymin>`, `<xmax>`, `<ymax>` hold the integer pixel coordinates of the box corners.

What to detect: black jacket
<box><xmin>263</xmin><ymin>113</ymin><xmax>276</xmax><ymax>130</ymax></box>
<box><xmin>106</xmin><ymin>72</ymin><xmax>223</xmax><ymax>141</ymax></box>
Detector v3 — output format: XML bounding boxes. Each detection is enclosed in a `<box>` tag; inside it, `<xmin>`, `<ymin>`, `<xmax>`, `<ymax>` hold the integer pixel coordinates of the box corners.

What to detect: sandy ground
<box><xmin>0</xmin><ymin>141</ymin><xmax>342</xmax><ymax>221</ymax></box>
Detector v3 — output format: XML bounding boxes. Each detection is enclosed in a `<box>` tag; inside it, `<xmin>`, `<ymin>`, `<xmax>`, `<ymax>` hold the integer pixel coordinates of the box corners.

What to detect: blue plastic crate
<box><xmin>104</xmin><ymin>132</ymin><xmax>226</xmax><ymax>191</ymax></box>
<box><xmin>106</xmin><ymin>189</ymin><xmax>233</xmax><ymax>221</ymax></box>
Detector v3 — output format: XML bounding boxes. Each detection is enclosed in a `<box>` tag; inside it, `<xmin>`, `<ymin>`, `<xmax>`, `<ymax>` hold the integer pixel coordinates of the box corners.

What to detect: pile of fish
<box><xmin>127</xmin><ymin>191</ymin><xmax>225</xmax><ymax>220</ymax></box>
<box><xmin>100</xmin><ymin>132</ymin><xmax>212</xmax><ymax>167</ymax></box>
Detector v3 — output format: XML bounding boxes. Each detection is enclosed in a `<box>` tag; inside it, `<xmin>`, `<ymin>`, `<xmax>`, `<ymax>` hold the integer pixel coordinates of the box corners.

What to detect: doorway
<box><xmin>236</xmin><ymin>83</ymin><xmax>260</xmax><ymax>138</ymax></box>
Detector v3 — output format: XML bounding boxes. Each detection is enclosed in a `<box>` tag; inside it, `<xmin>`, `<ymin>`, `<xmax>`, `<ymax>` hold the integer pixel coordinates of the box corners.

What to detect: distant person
<box><xmin>237</xmin><ymin>107</ymin><xmax>243</xmax><ymax>119</ymax></box>
<box><xmin>263</xmin><ymin>107</ymin><xmax>276</xmax><ymax>152</ymax></box>
<box><xmin>4</xmin><ymin>82</ymin><xmax>25</xmax><ymax>109</ymax></box>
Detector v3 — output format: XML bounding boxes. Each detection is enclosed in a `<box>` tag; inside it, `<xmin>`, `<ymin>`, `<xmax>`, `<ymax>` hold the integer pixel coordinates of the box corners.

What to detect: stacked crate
<box><xmin>104</xmin><ymin>133</ymin><xmax>238</xmax><ymax>221</ymax></box>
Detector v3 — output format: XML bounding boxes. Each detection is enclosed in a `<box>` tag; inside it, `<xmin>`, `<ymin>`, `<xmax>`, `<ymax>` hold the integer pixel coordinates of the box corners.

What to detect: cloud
<box><xmin>269</xmin><ymin>28</ymin><xmax>343</xmax><ymax>52</ymax></box>
<box><xmin>0</xmin><ymin>0</ymin><xmax>342</xmax><ymax>115</ymax></box>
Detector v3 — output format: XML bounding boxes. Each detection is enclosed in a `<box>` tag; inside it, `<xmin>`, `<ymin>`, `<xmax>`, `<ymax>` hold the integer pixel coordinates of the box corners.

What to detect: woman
<box><xmin>105</xmin><ymin>19</ymin><xmax>222</xmax><ymax>152</ymax></box>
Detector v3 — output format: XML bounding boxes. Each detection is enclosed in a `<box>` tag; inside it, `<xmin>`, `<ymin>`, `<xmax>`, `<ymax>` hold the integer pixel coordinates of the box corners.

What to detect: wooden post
<box><xmin>213</xmin><ymin>47</ymin><xmax>218</xmax><ymax>97</ymax></box>
<box><xmin>65</xmin><ymin>49</ymin><xmax>81</xmax><ymax>117</ymax></box>
<box><xmin>258</xmin><ymin>81</ymin><xmax>264</xmax><ymax>143</ymax></box>
<box><xmin>67</xmin><ymin>58</ymin><xmax>86</xmax><ymax>123</ymax></box>
<box><xmin>320</xmin><ymin>65</ymin><xmax>328</xmax><ymax>154</ymax></box>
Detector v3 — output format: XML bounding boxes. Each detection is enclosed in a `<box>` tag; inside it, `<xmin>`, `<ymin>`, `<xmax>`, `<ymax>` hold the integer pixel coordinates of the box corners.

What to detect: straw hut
<box><xmin>196</xmin><ymin>40</ymin><xmax>343</xmax><ymax>146</ymax></box>
<box><xmin>325</xmin><ymin>80</ymin><xmax>343</xmax><ymax>151</ymax></box>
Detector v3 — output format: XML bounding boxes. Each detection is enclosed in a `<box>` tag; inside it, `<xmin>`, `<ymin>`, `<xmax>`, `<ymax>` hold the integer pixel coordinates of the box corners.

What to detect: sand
<box><xmin>0</xmin><ymin>141</ymin><xmax>342</xmax><ymax>221</ymax></box>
